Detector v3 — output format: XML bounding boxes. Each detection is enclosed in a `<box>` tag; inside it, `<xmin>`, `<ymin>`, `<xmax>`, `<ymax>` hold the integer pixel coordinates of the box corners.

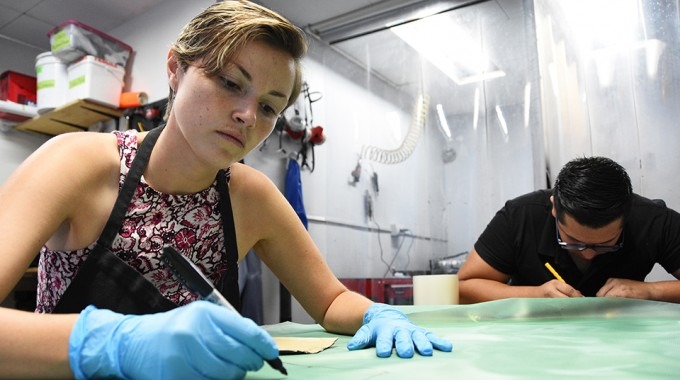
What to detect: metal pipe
<box><xmin>307</xmin><ymin>215</ymin><xmax>447</xmax><ymax>242</ymax></box>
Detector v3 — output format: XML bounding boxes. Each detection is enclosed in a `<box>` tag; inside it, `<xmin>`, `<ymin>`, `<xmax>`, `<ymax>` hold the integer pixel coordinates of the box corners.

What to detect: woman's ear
<box><xmin>167</xmin><ymin>51</ymin><xmax>179</xmax><ymax>92</ymax></box>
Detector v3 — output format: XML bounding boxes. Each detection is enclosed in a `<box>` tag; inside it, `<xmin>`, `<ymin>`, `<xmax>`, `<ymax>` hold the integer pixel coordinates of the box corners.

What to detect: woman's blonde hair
<box><xmin>166</xmin><ymin>0</ymin><xmax>307</xmax><ymax>118</ymax></box>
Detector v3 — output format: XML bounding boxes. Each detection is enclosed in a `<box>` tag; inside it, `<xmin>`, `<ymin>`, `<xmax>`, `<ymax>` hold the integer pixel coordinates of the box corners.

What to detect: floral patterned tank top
<box><xmin>36</xmin><ymin>129</ymin><xmax>229</xmax><ymax>313</ymax></box>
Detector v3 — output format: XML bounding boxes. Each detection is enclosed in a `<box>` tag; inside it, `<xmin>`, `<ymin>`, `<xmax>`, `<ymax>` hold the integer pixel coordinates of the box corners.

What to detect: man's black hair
<box><xmin>553</xmin><ymin>156</ymin><xmax>633</xmax><ymax>228</ymax></box>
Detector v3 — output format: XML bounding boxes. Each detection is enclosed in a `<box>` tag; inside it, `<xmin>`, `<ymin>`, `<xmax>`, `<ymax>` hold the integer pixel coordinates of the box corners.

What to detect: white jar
<box><xmin>35</xmin><ymin>52</ymin><xmax>68</xmax><ymax>114</ymax></box>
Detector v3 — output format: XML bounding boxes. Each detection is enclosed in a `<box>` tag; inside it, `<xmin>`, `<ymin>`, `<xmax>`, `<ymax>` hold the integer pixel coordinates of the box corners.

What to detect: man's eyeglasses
<box><xmin>555</xmin><ymin>224</ymin><xmax>624</xmax><ymax>254</ymax></box>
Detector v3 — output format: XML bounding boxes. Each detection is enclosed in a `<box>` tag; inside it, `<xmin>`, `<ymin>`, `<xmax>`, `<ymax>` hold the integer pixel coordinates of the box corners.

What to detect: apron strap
<box><xmin>97</xmin><ymin>125</ymin><xmax>164</xmax><ymax>246</ymax></box>
<box><xmin>216</xmin><ymin>169</ymin><xmax>241</xmax><ymax>310</ymax></box>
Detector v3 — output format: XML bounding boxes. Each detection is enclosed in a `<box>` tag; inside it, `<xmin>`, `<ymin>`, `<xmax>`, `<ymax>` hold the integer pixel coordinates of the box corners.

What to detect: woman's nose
<box><xmin>233</xmin><ymin>99</ymin><xmax>257</xmax><ymax>126</ymax></box>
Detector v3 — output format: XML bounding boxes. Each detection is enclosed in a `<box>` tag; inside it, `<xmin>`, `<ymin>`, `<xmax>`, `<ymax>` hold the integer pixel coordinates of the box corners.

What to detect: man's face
<box><xmin>550</xmin><ymin>196</ymin><xmax>624</xmax><ymax>261</ymax></box>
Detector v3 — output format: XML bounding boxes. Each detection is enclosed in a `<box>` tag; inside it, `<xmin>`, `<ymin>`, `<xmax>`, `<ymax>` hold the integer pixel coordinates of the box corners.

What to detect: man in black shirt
<box><xmin>458</xmin><ymin>156</ymin><xmax>680</xmax><ymax>304</ymax></box>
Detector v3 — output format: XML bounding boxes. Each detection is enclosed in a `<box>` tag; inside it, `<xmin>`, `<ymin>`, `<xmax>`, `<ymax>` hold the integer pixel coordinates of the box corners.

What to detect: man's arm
<box><xmin>458</xmin><ymin>249</ymin><xmax>582</xmax><ymax>303</ymax></box>
<box><xmin>596</xmin><ymin>268</ymin><xmax>680</xmax><ymax>303</ymax></box>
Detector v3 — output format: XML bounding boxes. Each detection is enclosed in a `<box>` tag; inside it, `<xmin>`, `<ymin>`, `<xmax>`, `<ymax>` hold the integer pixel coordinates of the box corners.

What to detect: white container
<box><xmin>67</xmin><ymin>55</ymin><xmax>124</xmax><ymax>108</ymax></box>
<box><xmin>412</xmin><ymin>274</ymin><xmax>459</xmax><ymax>305</ymax></box>
<box><xmin>35</xmin><ymin>52</ymin><xmax>68</xmax><ymax>114</ymax></box>
<box><xmin>49</xmin><ymin>20</ymin><xmax>133</xmax><ymax>67</ymax></box>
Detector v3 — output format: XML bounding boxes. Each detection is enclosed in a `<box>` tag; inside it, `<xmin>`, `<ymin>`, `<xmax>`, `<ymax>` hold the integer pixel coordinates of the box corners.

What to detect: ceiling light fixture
<box><xmin>436</xmin><ymin>103</ymin><xmax>452</xmax><ymax>140</ymax></box>
<box><xmin>307</xmin><ymin>0</ymin><xmax>488</xmax><ymax>44</ymax></box>
<box><xmin>389</xmin><ymin>11</ymin><xmax>505</xmax><ymax>85</ymax></box>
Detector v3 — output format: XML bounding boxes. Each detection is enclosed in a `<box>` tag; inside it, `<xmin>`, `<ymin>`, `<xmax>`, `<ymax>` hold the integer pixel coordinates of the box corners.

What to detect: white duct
<box><xmin>361</xmin><ymin>94</ymin><xmax>429</xmax><ymax>164</ymax></box>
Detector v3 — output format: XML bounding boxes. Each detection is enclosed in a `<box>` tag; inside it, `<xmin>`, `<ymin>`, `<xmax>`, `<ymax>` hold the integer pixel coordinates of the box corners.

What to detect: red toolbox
<box><xmin>0</xmin><ymin>71</ymin><xmax>37</xmax><ymax>122</ymax></box>
<box><xmin>340</xmin><ymin>278</ymin><xmax>413</xmax><ymax>305</ymax></box>
<box><xmin>0</xmin><ymin>70</ymin><xmax>37</xmax><ymax>105</ymax></box>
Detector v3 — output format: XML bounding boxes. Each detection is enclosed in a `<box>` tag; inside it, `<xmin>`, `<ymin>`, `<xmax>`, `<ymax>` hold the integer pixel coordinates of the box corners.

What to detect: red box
<box><xmin>0</xmin><ymin>71</ymin><xmax>37</xmax><ymax>105</ymax></box>
<box><xmin>340</xmin><ymin>278</ymin><xmax>413</xmax><ymax>305</ymax></box>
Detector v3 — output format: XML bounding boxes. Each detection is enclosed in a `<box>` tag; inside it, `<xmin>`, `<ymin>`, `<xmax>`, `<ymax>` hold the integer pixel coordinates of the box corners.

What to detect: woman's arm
<box><xmin>229</xmin><ymin>163</ymin><xmax>371</xmax><ymax>333</ymax></box>
<box><xmin>0</xmin><ymin>132</ymin><xmax>119</xmax><ymax>378</ymax></box>
<box><xmin>0</xmin><ymin>308</ymin><xmax>77</xmax><ymax>378</ymax></box>
<box><xmin>226</xmin><ymin>164</ymin><xmax>454</xmax><ymax>358</ymax></box>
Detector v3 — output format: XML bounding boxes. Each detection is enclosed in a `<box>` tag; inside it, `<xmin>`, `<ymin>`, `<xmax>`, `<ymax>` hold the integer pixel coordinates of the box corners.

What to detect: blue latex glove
<box><xmin>346</xmin><ymin>303</ymin><xmax>453</xmax><ymax>358</ymax></box>
<box><xmin>68</xmin><ymin>300</ymin><xmax>278</xmax><ymax>380</ymax></box>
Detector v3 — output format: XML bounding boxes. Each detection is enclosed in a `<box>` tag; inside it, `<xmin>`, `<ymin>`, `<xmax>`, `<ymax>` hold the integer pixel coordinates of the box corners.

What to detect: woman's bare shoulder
<box><xmin>6</xmin><ymin>131</ymin><xmax>122</xmax><ymax>201</ymax></box>
<box><xmin>33</xmin><ymin>131</ymin><xmax>121</xmax><ymax>175</ymax></box>
<box><xmin>229</xmin><ymin>162</ymin><xmax>280</xmax><ymax>197</ymax></box>
<box><xmin>228</xmin><ymin>162</ymin><xmax>297</xmax><ymax>224</ymax></box>
<box><xmin>229</xmin><ymin>163</ymin><xmax>288</xmax><ymax>215</ymax></box>
<box><xmin>39</xmin><ymin>130</ymin><xmax>119</xmax><ymax>155</ymax></box>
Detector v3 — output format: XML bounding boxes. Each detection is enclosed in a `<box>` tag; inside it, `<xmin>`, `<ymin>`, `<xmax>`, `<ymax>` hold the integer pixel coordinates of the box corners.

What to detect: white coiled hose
<box><xmin>361</xmin><ymin>94</ymin><xmax>429</xmax><ymax>164</ymax></box>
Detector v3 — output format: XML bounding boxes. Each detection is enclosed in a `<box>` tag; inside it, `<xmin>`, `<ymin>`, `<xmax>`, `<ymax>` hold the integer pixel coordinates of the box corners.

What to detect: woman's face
<box><xmin>168</xmin><ymin>39</ymin><xmax>295</xmax><ymax>168</ymax></box>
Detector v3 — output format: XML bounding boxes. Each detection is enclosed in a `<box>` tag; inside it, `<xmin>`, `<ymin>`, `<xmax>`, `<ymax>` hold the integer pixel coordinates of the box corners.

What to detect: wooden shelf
<box><xmin>16</xmin><ymin>99</ymin><xmax>123</xmax><ymax>135</ymax></box>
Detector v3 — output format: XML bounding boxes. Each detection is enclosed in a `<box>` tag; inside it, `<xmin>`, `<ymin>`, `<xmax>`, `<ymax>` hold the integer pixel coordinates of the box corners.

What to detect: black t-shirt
<box><xmin>474</xmin><ymin>190</ymin><xmax>680</xmax><ymax>296</ymax></box>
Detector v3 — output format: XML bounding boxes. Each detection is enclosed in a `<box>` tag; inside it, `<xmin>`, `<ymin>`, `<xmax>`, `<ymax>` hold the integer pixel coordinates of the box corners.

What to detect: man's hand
<box><xmin>597</xmin><ymin>278</ymin><xmax>650</xmax><ymax>299</ymax></box>
<box><xmin>538</xmin><ymin>279</ymin><xmax>583</xmax><ymax>298</ymax></box>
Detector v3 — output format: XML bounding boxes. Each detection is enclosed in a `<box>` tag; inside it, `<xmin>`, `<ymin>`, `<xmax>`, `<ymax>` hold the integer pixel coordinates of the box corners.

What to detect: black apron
<box><xmin>52</xmin><ymin>126</ymin><xmax>240</xmax><ymax>314</ymax></box>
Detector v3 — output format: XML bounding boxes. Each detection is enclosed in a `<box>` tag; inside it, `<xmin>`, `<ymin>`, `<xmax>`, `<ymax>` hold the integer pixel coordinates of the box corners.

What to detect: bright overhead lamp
<box><xmin>436</xmin><ymin>103</ymin><xmax>452</xmax><ymax>140</ymax></box>
<box><xmin>389</xmin><ymin>11</ymin><xmax>505</xmax><ymax>85</ymax></box>
<box><xmin>307</xmin><ymin>0</ymin><xmax>487</xmax><ymax>44</ymax></box>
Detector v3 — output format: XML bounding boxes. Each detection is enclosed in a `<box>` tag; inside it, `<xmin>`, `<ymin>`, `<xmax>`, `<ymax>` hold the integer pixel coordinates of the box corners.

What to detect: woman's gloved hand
<box><xmin>68</xmin><ymin>300</ymin><xmax>278</xmax><ymax>380</ymax></box>
<box><xmin>346</xmin><ymin>303</ymin><xmax>453</xmax><ymax>358</ymax></box>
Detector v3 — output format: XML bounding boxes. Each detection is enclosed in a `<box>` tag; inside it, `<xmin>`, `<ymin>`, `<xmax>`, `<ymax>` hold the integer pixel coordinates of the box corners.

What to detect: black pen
<box><xmin>161</xmin><ymin>246</ymin><xmax>288</xmax><ymax>376</ymax></box>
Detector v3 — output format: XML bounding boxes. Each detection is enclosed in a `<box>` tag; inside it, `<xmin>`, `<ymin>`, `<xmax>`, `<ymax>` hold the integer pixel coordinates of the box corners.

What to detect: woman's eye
<box><xmin>220</xmin><ymin>77</ymin><xmax>241</xmax><ymax>92</ymax></box>
<box><xmin>261</xmin><ymin>103</ymin><xmax>278</xmax><ymax>116</ymax></box>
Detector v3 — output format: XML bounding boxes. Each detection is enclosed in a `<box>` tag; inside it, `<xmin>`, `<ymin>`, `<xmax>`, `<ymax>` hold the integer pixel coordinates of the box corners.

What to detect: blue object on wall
<box><xmin>285</xmin><ymin>158</ymin><xmax>308</xmax><ymax>229</ymax></box>
<box><xmin>280</xmin><ymin>158</ymin><xmax>308</xmax><ymax>322</ymax></box>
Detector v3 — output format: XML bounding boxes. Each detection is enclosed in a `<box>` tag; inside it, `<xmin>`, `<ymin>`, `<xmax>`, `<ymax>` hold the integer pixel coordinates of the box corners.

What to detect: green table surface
<box><xmin>249</xmin><ymin>298</ymin><xmax>680</xmax><ymax>379</ymax></box>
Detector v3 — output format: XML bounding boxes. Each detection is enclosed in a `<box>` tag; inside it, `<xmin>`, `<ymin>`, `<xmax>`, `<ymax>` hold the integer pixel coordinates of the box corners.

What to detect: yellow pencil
<box><xmin>544</xmin><ymin>262</ymin><xmax>565</xmax><ymax>283</ymax></box>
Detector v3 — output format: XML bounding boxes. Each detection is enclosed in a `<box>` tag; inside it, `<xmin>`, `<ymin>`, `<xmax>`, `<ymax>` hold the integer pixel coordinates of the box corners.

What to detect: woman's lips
<box><xmin>217</xmin><ymin>130</ymin><xmax>245</xmax><ymax>148</ymax></box>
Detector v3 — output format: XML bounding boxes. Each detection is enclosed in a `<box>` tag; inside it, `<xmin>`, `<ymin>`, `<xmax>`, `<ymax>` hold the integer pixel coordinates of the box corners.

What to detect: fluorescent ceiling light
<box><xmin>524</xmin><ymin>82</ymin><xmax>531</xmax><ymax>128</ymax></box>
<box><xmin>495</xmin><ymin>105</ymin><xmax>508</xmax><ymax>138</ymax></box>
<box><xmin>559</xmin><ymin>0</ymin><xmax>638</xmax><ymax>50</ymax></box>
<box><xmin>559</xmin><ymin>0</ymin><xmax>665</xmax><ymax>82</ymax></box>
<box><xmin>390</xmin><ymin>13</ymin><xmax>505</xmax><ymax>85</ymax></box>
<box><xmin>308</xmin><ymin>0</ymin><xmax>482</xmax><ymax>44</ymax></box>
<box><xmin>473</xmin><ymin>87</ymin><xmax>480</xmax><ymax>130</ymax></box>
<box><xmin>643</xmin><ymin>39</ymin><xmax>666</xmax><ymax>79</ymax></box>
<box><xmin>592</xmin><ymin>38</ymin><xmax>666</xmax><ymax>86</ymax></box>
<box><xmin>436</xmin><ymin>104</ymin><xmax>452</xmax><ymax>140</ymax></box>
